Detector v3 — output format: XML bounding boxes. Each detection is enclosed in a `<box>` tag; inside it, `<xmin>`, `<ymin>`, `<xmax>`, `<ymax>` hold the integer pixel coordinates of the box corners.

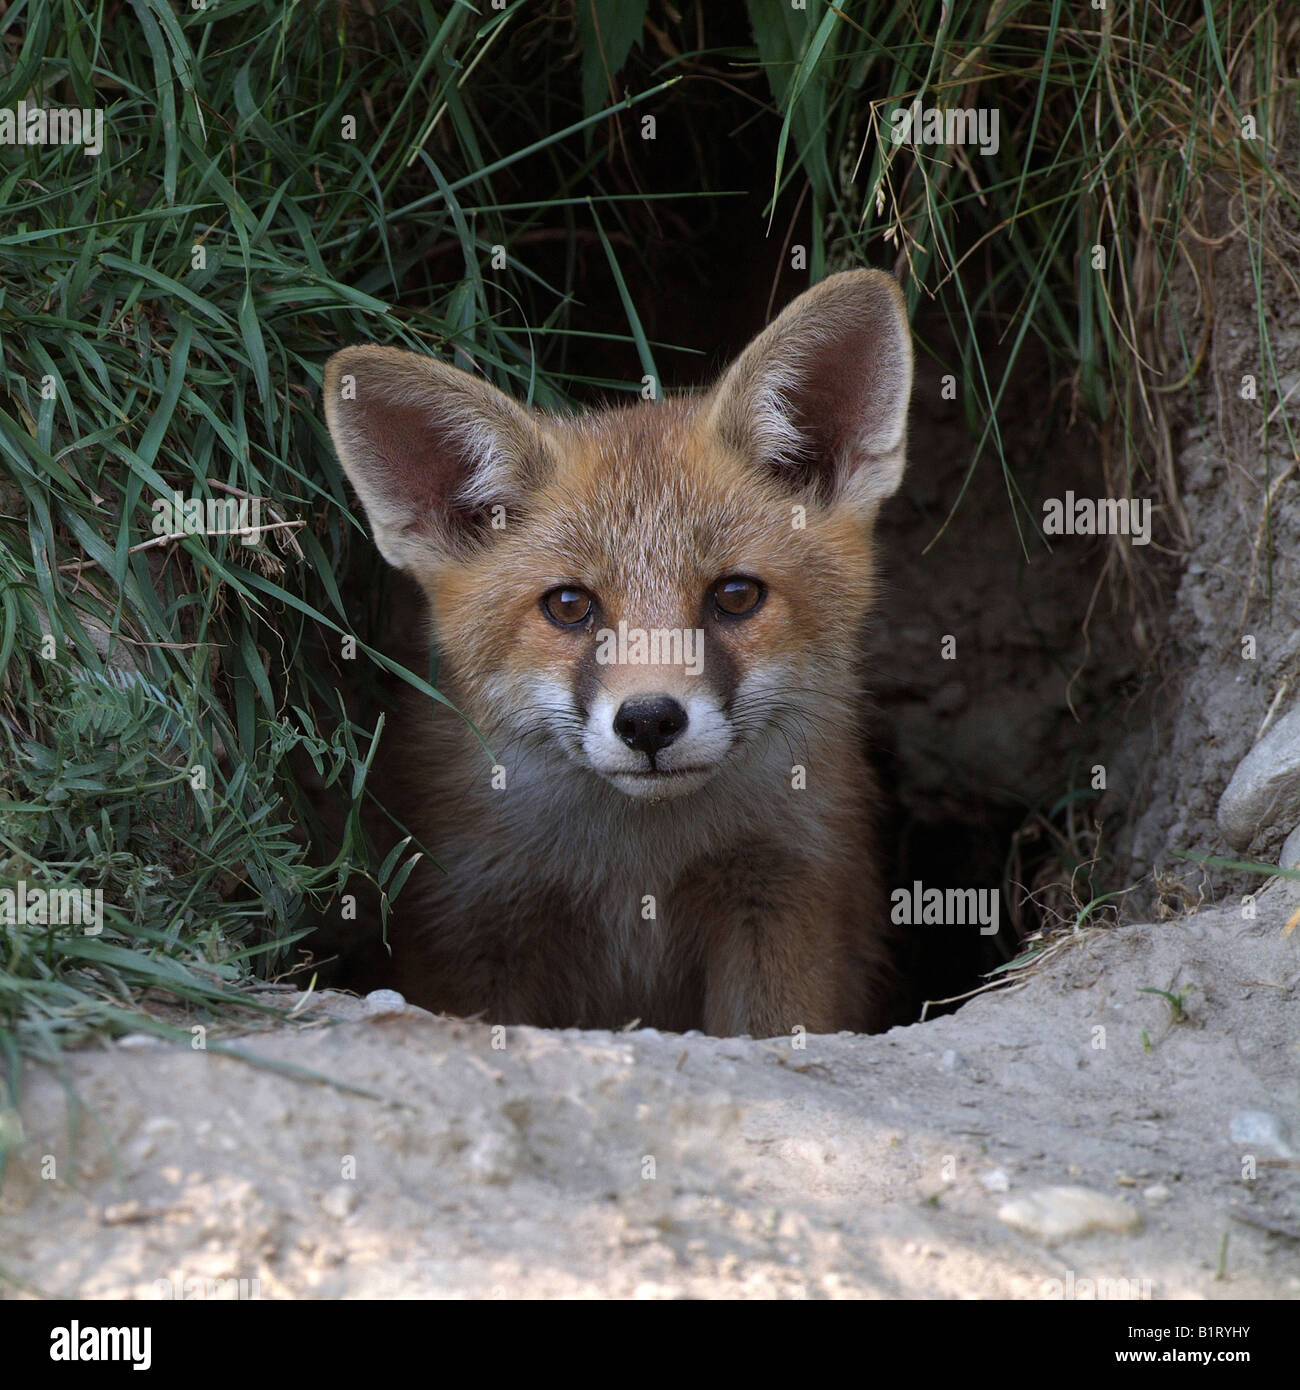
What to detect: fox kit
<box><xmin>323</xmin><ymin>269</ymin><xmax>912</xmax><ymax>1037</ymax></box>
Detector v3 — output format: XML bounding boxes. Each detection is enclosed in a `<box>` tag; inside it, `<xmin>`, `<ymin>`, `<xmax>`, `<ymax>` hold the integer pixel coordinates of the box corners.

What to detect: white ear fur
<box><xmin>705</xmin><ymin>269</ymin><xmax>913</xmax><ymax>515</ymax></box>
<box><xmin>322</xmin><ymin>346</ymin><xmax>555</xmax><ymax>572</ymax></box>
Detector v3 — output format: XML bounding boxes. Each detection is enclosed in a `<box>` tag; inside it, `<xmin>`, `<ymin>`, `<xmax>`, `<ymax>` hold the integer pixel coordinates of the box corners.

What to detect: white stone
<box><xmin>362</xmin><ymin>989</ymin><xmax>407</xmax><ymax>1018</ymax></box>
<box><xmin>1217</xmin><ymin>707</ymin><xmax>1300</xmax><ymax>849</ymax></box>
<box><xmin>997</xmin><ymin>1186</ymin><xmax>1142</xmax><ymax>1242</ymax></box>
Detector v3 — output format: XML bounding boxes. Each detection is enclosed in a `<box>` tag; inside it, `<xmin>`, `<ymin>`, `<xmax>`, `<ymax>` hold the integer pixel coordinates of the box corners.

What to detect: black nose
<box><xmin>613</xmin><ymin>696</ymin><xmax>688</xmax><ymax>757</ymax></box>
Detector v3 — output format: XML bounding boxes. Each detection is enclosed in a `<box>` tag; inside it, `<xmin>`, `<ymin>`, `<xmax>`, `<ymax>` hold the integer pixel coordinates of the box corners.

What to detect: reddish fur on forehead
<box><xmin>436</xmin><ymin>400</ymin><xmax>873</xmax><ymax>600</ymax></box>
<box><xmin>426</xmin><ymin>394</ymin><xmax>880</xmax><ymax>709</ymax></box>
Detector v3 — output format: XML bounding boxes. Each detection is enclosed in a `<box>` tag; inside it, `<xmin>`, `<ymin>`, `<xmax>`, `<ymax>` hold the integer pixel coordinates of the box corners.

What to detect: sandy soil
<box><xmin>2</xmin><ymin>873</ymin><xmax>1297</xmax><ymax>1300</ymax></box>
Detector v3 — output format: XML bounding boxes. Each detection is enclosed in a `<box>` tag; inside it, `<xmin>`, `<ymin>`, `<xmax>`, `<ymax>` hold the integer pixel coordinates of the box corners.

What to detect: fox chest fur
<box><xmin>324</xmin><ymin>269</ymin><xmax>913</xmax><ymax>1037</ymax></box>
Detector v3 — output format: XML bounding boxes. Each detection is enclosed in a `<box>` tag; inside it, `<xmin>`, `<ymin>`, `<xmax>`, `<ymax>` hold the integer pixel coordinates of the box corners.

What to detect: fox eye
<box><xmin>542</xmin><ymin>586</ymin><xmax>594</xmax><ymax>627</ymax></box>
<box><xmin>712</xmin><ymin>575</ymin><xmax>765</xmax><ymax>618</ymax></box>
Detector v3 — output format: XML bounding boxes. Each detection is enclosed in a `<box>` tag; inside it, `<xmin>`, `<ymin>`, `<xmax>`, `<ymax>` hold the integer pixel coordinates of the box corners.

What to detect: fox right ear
<box><xmin>706</xmin><ymin>269</ymin><xmax>913</xmax><ymax>518</ymax></box>
<box><xmin>322</xmin><ymin>346</ymin><xmax>554</xmax><ymax>573</ymax></box>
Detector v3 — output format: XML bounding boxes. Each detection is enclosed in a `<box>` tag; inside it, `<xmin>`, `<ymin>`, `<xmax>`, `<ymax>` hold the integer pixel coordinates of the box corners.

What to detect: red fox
<box><xmin>322</xmin><ymin>269</ymin><xmax>912</xmax><ymax>1036</ymax></box>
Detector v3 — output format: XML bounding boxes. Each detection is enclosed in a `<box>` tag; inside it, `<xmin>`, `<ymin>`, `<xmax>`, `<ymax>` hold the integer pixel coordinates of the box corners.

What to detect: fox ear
<box><xmin>322</xmin><ymin>346</ymin><xmax>554</xmax><ymax>572</ymax></box>
<box><xmin>706</xmin><ymin>269</ymin><xmax>912</xmax><ymax>516</ymax></box>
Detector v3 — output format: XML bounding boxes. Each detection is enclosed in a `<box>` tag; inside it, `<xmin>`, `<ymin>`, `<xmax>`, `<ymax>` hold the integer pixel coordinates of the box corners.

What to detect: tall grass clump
<box><xmin>0</xmin><ymin>0</ymin><xmax>681</xmax><ymax>1125</ymax></box>
<box><xmin>744</xmin><ymin>0</ymin><xmax>1300</xmax><ymax>573</ymax></box>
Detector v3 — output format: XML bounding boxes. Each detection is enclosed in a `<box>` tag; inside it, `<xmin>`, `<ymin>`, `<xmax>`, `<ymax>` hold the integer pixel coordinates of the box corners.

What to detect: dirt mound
<box><xmin>4</xmin><ymin>878</ymin><xmax>1297</xmax><ymax>1299</ymax></box>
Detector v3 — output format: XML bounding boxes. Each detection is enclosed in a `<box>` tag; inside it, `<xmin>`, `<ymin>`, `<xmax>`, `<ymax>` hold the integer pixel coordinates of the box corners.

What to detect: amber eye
<box><xmin>712</xmin><ymin>575</ymin><xmax>765</xmax><ymax>618</ymax></box>
<box><xmin>542</xmin><ymin>586</ymin><xmax>594</xmax><ymax>627</ymax></box>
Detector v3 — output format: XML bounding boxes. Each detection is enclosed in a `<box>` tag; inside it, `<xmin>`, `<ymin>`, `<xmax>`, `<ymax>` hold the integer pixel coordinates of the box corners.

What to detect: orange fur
<box><xmin>322</xmin><ymin>270</ymin><xmax>913</xmax><ymax>1036</ymax></box>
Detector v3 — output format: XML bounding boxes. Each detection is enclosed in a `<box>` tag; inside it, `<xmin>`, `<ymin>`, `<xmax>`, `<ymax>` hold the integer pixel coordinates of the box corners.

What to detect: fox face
<box><xmin>324</xmin><ymin>270</ymin><xmax>912</xmax><ymax>806</ymax></box>
<box><xmin>322</xmin><ymin>269</ymin><xmax>913</xmax><ymax>1034</ymax></box>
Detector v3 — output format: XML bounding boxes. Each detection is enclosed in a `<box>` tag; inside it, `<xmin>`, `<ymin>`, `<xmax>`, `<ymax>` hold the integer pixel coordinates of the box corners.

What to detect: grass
<box><xmin>0</xmin><ymin>0</ymin><xmax>690</xmax><ymax>1153</ymax></box>
<box><xmin>2</xmin><ymin>0</ymin><xmax>1297</xmax><ymax>1157</ymax></box>
<box><xmin>757</xmin><ymin>1</ymin><xmax>1300</xmax><ymax>575</ymax></box>
<box><xmin>1138</xmin><ymin>984</ymin><xmax>1194</xmax><ymax>1022</ymax></box>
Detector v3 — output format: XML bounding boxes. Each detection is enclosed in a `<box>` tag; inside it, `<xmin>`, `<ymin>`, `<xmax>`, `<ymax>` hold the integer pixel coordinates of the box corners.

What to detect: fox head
<box><xmin>324</xmin><ymin>269</ymin><xmax>912</xmax><ymax>802</ymax></box>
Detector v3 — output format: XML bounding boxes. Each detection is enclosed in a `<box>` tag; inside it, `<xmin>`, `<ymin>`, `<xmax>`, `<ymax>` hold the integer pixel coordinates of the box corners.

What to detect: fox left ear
<box><xmin>322</xmin><ymin>346</ymin><xmax>556</xmax><ymax>575</ymax></box>
<box><xmin>705</xmin><ymin>269</ymin><xmax>912</xmax><ymax>516</ymax></box>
